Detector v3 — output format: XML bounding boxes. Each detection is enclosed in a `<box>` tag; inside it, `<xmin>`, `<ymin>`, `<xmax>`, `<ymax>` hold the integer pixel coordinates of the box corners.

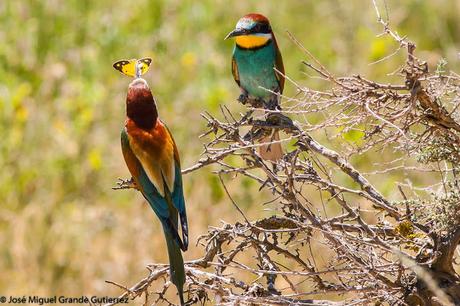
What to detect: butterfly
<box><xmin>112</xmin><ymin>57</ymin><xmax>152</xmax><ymax>77</ymax></box>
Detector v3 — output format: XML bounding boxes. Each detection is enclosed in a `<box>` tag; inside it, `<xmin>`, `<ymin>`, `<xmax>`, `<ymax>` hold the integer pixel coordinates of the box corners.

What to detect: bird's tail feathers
<box><xmin>179</xmin><ymin>212</ymin><xmax>189</xmax><ymax>251</ymax></box>
<box><xmin>163</xmin><ymin>225</ymin><xmax>186</xmax><ymax>305</ymax></box>
<box><xmin>163</xmin><ymin>217</ymin><xmax>186</xmax><ymax>251</ymax></box>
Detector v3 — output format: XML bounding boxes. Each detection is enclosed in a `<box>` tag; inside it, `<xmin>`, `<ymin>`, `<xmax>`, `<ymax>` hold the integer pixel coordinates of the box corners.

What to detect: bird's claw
<box><xmin>113</xmin><ymin>177</ymin><xmax>138</xmax><ymax>190</ymax></box>
<box><xmin>237</xmin><ymin>94</ymin><xmax>265</xmax><ymax>108</ymax></box>
<box><xmin>237</xmin><ymin>93</ymin><xmax>249</xmax><ymax>105</ymax></box>
<box><xmin>250</xmin><ymin>97</ymin><xmax>265</xmax><ymax>108</ymax></box>
<box><xmin>263</xmin><ymin>98</ymin><xmax>280</xmax><ymax>111</ymax></box>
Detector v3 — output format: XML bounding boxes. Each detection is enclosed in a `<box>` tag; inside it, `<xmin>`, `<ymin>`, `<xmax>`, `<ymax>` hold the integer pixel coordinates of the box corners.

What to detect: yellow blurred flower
<box><xmin>180</xmin><ymin>52</ymin><xmax>197</xmax><ymax>69</ymax></box>
<box><xmin>88</xmin><ymin>148</ymin><xmax>102</xmax><ymax>171</ymax></box>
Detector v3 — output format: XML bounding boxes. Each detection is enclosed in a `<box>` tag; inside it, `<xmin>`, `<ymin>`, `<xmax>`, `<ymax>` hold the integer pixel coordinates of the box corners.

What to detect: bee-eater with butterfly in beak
<box><xmin>225</xmin><ymin>13</ymin><xmax>285</xmax><ymax>162</ymax></box>
<box><xmin>120</xmin><ymin>76</ymin><xmax>188</xmax><ymax>305</ymax></box>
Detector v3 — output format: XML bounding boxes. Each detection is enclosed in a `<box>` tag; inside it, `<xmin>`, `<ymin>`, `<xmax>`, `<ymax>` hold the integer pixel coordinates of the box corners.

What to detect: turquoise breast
<box><xmin>233</xmin><ymin>41</ymin><xmax>279</xmax><ymax>100</ymax></box>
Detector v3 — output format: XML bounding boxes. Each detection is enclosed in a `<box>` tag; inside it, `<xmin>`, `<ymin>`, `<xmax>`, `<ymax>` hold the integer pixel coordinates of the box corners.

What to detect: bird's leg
<box><xmin>264</xmin><ymin>95</ymin><xmax>280</xmax><ymax>111</ymax></box>
<box><xmin>238</xmin><ymin>93</ymin><xmax>249</xmax><ymax>104</ymax></box>
<box><xmin>264</xmin><ymin>100</ymin><xmax>278</xmax><ymax>111</ymax></box>
<box><xmin>237</xmin><ymin>90</ymin><xmax>265</xmax><ymax>108</ymax></box>
<box><xmin>113</xmin><ymin>177</ymin><xmax>138</xmax><ymax>190</ymax></box>
<box><xmin>237</xmin><ymin>89</ymin><xmax>249</xmax><ymax>105</ymax></box>
<box><xmin>251</xmin><ymin>97</ymin><xmax>265</xmax><ymax>108</ymax></box>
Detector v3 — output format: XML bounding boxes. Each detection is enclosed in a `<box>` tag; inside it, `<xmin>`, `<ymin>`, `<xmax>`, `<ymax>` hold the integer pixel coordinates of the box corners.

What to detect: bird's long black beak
<box><xmin>224</xmin><ymin>28</ymin><xmax>247</xmax><ymax>40</ymax></box>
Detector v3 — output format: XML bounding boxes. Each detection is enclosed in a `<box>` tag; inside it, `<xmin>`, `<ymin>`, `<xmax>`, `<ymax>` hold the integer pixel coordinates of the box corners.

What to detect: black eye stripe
<box><xmin>252</xmin><ymin>23</ymin><xmax>271</xmax><ymax>34</ymax></box>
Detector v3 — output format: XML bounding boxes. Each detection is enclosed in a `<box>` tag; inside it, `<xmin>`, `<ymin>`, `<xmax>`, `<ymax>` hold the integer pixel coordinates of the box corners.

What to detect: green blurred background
<box><xmin>0</xmin><ymin>0</ymin><xmax>459</xmax><ymax>301</ymax></box>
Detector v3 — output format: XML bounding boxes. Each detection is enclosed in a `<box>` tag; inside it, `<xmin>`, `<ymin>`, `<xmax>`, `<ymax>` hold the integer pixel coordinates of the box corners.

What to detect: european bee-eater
<box><xmin>120</xmin><ymin>77</ymin><xmax>188</xmax><ymax>305</ymax></box>
<box><xmin>225</xmin><ymin>13</ymin><xmax>285</xmax><ymax>161</ymax></box>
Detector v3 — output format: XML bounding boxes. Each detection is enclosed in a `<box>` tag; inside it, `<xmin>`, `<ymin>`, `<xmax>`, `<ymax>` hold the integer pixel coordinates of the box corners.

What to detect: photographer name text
<box><xmin>0</xmin><ymin>295</ymin><xmax>128</xmax><ymax>304</ymax></box>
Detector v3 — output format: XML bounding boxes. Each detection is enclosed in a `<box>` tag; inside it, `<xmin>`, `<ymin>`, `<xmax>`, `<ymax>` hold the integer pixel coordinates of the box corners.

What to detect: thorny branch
<box><xmin>107</xmin><ymin>2</ymin><xmax>460</xmax><ymax>305</ymax></box>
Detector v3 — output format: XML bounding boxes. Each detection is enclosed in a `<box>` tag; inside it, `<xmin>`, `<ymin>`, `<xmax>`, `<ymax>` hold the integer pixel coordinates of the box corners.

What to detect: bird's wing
<box><xmin>165</xmin><ymin>124</ymin><xmax>189</xmax><ymax>250</ymax></box>
<box><xmin>121</xmin><ymin>127</ymin><xmax>143</xmax><ymax>182</ymax></box>
<box><xmin>121</xmin><ymin>126</ymin><xmax>185</xmax><ymax>250</ymax></box>
<box><xmin>231</xmin><ymin>54</ymin><xmax>240</xmax><ymax>87</ymax></box>
<box><xmin>272</xmin><ymin>34</ymin><xmax>285</xmax><ymax>94</ymax></box>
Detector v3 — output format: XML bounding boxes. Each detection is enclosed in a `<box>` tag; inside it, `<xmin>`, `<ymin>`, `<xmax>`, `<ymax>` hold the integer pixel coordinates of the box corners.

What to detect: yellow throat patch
<box><xmin>235</xmin><ymin>35</ymin><xmax>270</xmax><ymax>49</ymax></box>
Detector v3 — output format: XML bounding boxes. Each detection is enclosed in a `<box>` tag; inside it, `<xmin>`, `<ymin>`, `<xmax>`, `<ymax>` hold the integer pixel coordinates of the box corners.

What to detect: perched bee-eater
<box><xmin>120</xmin><ymin>77</ymin><xmax>188</xmax><ymax>305</ymax></box>
<box><xmin>225</xmin><ymin>13</ymin><xmax>285</xmax><ymax>161</ymax></box>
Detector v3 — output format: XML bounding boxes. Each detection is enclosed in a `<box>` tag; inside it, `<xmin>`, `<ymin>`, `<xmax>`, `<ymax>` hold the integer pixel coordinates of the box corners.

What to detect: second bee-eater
<box><xmin>120</xmin><ymin>78</ymin><xmax>188</xmax><ymax>305</ymax></box>
<box><xmin>225</xmin><ymin>13</ymin><xmax>285</xmax><ymax>161</ymax></box>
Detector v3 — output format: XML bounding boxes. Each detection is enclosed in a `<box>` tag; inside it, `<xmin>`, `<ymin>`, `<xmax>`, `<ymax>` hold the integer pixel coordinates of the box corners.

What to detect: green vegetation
<box><xmin>0</xmin><ymin>0</ymin><xmax>459</xmax><ymax>300</ymax></box>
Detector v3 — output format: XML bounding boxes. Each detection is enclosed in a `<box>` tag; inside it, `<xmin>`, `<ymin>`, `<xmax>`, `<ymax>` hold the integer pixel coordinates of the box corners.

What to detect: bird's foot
<box><xmin>113</xmin><ymin>177</ymin><xmax>138</xmax><ymax>190</ymax></box>
<box><xmin>237</xmin><ymin>94</ymin><xmax>265</xmax><ymax>108</ymax></box>
<box><xmin>263</xmin><ymin>98</ymin><xmax>280</xmax><ymax>111</ymax></box>
<box><xmin>237</xmin><ymin>93</ymin><xmax>249</xmax><ymax>105</ymax></box>
<box><xmin>249</xmin><ymin>97</ymin><xmax>265</xmax><ymax>108</ymax></box>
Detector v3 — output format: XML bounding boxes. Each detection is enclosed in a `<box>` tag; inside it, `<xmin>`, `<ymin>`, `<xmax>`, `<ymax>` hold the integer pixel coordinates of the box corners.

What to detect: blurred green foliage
<box><xmin>0</xmin><ymin>0</ymin><xmax>459</xmax><ymax>300</ymax></box>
